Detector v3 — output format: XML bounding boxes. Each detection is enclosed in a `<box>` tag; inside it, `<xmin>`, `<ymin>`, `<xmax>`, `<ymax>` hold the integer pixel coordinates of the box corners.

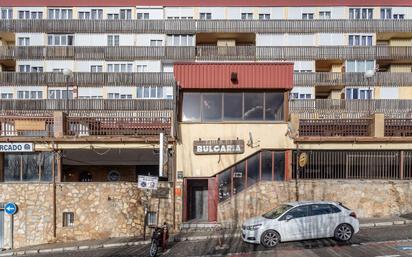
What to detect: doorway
<box><xmin>184</xmin><ymin>178</ymin><xmax>217</xmax><ymax>222</ymax></box>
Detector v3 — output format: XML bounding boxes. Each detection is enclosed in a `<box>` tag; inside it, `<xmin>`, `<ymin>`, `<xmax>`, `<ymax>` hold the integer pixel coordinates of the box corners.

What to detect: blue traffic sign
<box><xmin>4</xmin><ymin>202</ymin><xmax>17</xmax><ymax>215</ymax></box>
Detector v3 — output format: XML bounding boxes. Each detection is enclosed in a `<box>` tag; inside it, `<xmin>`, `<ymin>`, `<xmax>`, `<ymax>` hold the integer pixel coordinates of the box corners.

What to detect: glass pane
<box><xmin>233</xmin><ymin>161</ymin><xmax>245</xmax><ymax>194</ymax></box>
<box><xmin>22</xmin><ymin>153</ymin><xmax>40</xmax><ymax>181</ymax></box>
<box><xmin>4</xmin><ymin>154</ymin><xmax>21</xmax><ymax>181</ymax></box>
<box><xmin>223</xmin><ymin>93</ymin><xmax>243</xmax><ymax>120</ymax></box>
<box><xmin>265</xmin><ymin>92</ymin><xmax>284</xmax><ymax>121</ymax></box>
<box><xmin>182</xmin><ymin>93</ymin><xmax>201</xmax><ymax>122</ymax></box>
<box><xmin>244</xmin><ymin>93</ymin><xmax>264</xmax><ymax>120</ymax></box>
<box><xmin>40</xmin><ymin>152</ymin><xmax>53</xmax><ymax>181</ymax></box>
<box><xmin>285</xmin><ymin>205</ymin><xmax>310</xmax><ymax>219</ymax></box>
<box><xmin>261</xmin><ymin>150</ymin><xmax>273</xmax><ymax>181</ymax></box>
<box><xmin>274</xmin><ymin>152</ymin><xmax>285</xmax><ymax>181</ymax></box>
<box><xmin>202</xmin><ymin>93</ymin><xmax>222</xmax><ymax>121</ymax></box>
<box><xmin>247</xmin><ymin>153</ymin><xmax>260</xmax><ymax>187</ymax></box>
<box><xmin>218</xmin><ymin>169</ymin><xmax>232</xmax><ymax>202</ymax></box>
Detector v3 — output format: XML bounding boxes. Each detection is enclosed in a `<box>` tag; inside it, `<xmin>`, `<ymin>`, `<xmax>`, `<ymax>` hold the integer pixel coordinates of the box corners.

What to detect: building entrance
<box><xmin>184</xmin><ymin>178</ymin><xmax>217</xmax><ymax>222</ymax></box>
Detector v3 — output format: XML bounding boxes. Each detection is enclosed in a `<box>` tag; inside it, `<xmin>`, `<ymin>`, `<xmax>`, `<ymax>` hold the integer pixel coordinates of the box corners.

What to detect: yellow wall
<box><xmin>389</xmin><ymin>38</ymin><xmax>412</xmax><ymax>47</ymax></box>
<box><xmin>331</xmin><ymin>64</ymin><xmax>343</xmax><ymax>72</ymax></box>
<box><xmin>176</xmin><ymin>123</ymin><xmax>294</xmax><ymax>177</ymax></box>
<box><xmin>399</xmin><ymin>87</ymin><xmax>412</xmax><ymax>99</ymax></box>
<box><xmin>389</xmin><ymin>65</ymin><xmax>412</xmax><ymax>73</ymax></box>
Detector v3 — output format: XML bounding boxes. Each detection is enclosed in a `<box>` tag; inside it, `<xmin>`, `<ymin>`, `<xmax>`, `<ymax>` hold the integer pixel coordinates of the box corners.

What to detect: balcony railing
<box><xmin>1</xmin><ymin>19</ymin><xmax>412</xmax><ymax>33</ymax></box>
<box><xmin>2</xmin><ymin>46</ymin><xmax>412</xmax><ymax>61</ymax></box>
<box><xmin>299</xmin><ymin>118</ymin><xmax>371</xmax><ymax>137</ymax></box>
<box><xmin>289</xmin><ymin>99</ymin><xmax>412</xmax><ymax>119</ymax></box>
<box><xmin>385</xmin><ymin>119</ymin><xmax>412</xmax><ymax>137</ymax></box>
<box><xmin>0</xmin><ymin>72</ymin><xmax>175</xmax><ymax>86</ymax></box>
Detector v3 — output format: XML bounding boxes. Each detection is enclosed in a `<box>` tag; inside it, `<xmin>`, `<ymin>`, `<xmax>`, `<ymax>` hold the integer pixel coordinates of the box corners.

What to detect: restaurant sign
<box><xmin>0</xmin><ymin>143</ymin><xmax>34</xmax><ymax>152</ymax></box>
<box><xmin>193</xmin><ymin>140</ymin><xmax>245</xmax><ymax>155</ymax></box>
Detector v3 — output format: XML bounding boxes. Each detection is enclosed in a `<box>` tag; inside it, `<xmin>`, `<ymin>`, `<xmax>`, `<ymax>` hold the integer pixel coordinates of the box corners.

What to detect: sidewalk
<box><xmin>1</xmin><ymin>216</ymin><xmax>411</xmax><ymax>256</ymax></box>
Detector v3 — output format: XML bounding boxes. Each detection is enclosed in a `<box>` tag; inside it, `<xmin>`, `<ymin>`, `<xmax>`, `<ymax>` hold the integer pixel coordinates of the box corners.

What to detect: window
<box><xmin>78</xmin><ymin>11</ymin><xmax>90</xmax><ymax>19</ymax></box>
<box><xmin>202</xmin><ymin>93</ymin><xmax>222</xmax><ymax>121</ymax></box>
<box><xmin>79</xmin><ymin>9</ymin><xmax>102</xmax><ymax>19</ymax></box>
<box><xmin>31</xmin><ymin>66</ymin><xmax>43</xmax><ymax>72</ymax></box>
<box><xmin>259</xmin><ymin>14</ymin><xmax>270</xmax><ymax>20</ymax></box>
<box><xmin>17</xmin><ymin>90</ymin><xmax>43</xmax><ymax>99</ymax></box>
<box><xmin>1</xmin><ymin>93</ymin><xmax>13</xmax><ymax>99</ymax></box>
<box><xmin>108</xmin><ymin>93</ymin><xmax>132</xmax><ymax>99</ymax></box>
<box><xmin>53</xmin><ymin>68</ymin><xmax>64</xmax><ymax>73</ymax></box>
<box><xmin>261</xmin><ymin>151</ymin><xmax>273</xmax><ymax>181</ymax></box>
<box><xmin>3</xmin><ymin>153</ymin><xmax>54</xmax><ymax>182</ymax></box>
<box><xmin>349</xmin><ymin>8</ymin><xmax>373</xmax><ymax>20</ymax></box>
<box><xmin>107</xmin><ymin>35</ymin><xmax>120</xmax><ymax>46</ymax></box>
<box><xmin>247</xmin><ymin>153</ymin><xmax>260</xmax><ymax>187</ymax></box>
<box><xmin>241</xmin><ymin>13</ymin><xmax>253</xmax><ymax>20</ymax></box>
<box><xmin>136</xmin><ymin>65</ymin><xmax>148</xmax><ymax>72</ymax></box>
<box><xmin>167</xmin><ymin>16</ymin><xmax>193</xmax><ymax>20</ymax></box>
<box><xmin>48</xmin><ymin>9</ymin><xmax>73</xmax><ymax>19</ymax></box>
<box><xmin>380</xmin><ymin>8</ymin><xmax>392</xmax><ymax>19</ymax></box>
<box><xmin>18</xmin><ymin>37</ymin><xmax>30</xmax><ymax>46</ymax></box>
<box><xmin>346</xmin><ymin>88</ymin><xmax>372</xmax><ymax>100</ymax></box>
<box><xmin>90</xmin><ymin>65</ymin><xmax>102</xmax><ymax>72</ymax></box>
<box><xmin>19</xmin><ymin>65</ymin><xmax>30</xmax><ymax>72</ymax></box>
<box><xmin>107</xmin><ymin>13</ymin><xmax>119</xmax><ymax>20</ymax></box>
<box><xmin>107</xmin><ymin>63</ymin><xmax>133</xmax><ymax>72</ymax></box>
<box><xmin>150</xmin><ymin>40</ymin><xmax>162</xmax><ymax>46</ymax></box>
<box><xmin>233</xmin><ymin>161</ymin><xmax>245</xmax><ymax>194</ymax></box>
<box><xmin>281</xmin><ymin>205</ymin><xmax>310</xmax><ymax>220</ymax></box>
<box><xmin>137</xmin><ymin>12</ymin><xmax>149</xmax><ymax>19</ymax></box>
<box><xmin>290</xmin><ymin>93</ymin><xmax>311</xmax><ymax>100</ymax></box>
<box><xmin>310</xmin><ymin>204</ymin><xmax>341</xmax><ymax>216</ymax></box>
<box><xmin>18</xmin><ymin>10</ymin><xmax>30</xmax><ymax>19</ymax></box>
<box><xmin>244</xmin><ymin>93</ymin><xmax>264</xmax><ymax>120</ymax></box>
<box><xmin>218</xmin><ymin>169</ymin><xmax>232</xmax><ymax>202</ymax></box>
<box><xmin>48</xmin><ymin>89</ymin><xmax>73</xmax><ymax>99</ymax></box>
<box><xmin>319</xmin><ymin>11</ymin><xmax>331</xmax><ymax>19</ymax></box>
<box><xmin>167</xmin><ymin>35</ymin><xmax>194</xmax><ymax>46</ymax></box>
<box><xmin>302</xmin><ymin>13</ymin><xmax>314</xmax><ymax>20</ymax></box>
<box><xmin>223</xmin><ymin>93</ymin><xmax>243</xmax><ymax>120</ymax></box>
<box><xmin>63</xmin><ymin>212</ymin><xmax>74</xmax><ymax>227</ymax></box>
<box><xmin>47</xmin><ymin>34</ymin><xmax>74</xmax><ymax>46</ymax></box>
<box><xmin>346</xmin><ymin>60</ymin><xmax>374</xmax><ymax>72</ymax></box>
<box><xmin>393</xmin><ymin>14</ymin><xmax>405</xmax><ymax>20</ymax></box>
<box><xmin>349</xmin><ymin>35</ymin><xmax>373</xmax><ymax>46</ymax></box>
<box><xmin>120</xmin><ymin>9</ymin><xmax>132</xmax><ymax>19</ymax></box>
<box><xmin>182</xmin><ymin>93</ymin><xmax>201</xmax><ymax>121</ymax></box>
<box><xmin>265</xmin><ymin>92</ymin><xmax>284</xmax><ymax>121</ymax></box>
<box><xmin>136</xmin><ymin>86</ymin><xmax>163</xmax><ymax>99</ymax></box>
<box><xmin>274</xmin><ymin>152</ymin><xmax>285</xmax><ymax>181</ymax></box>
<box><xmin>1</xmin><ymin>8</ymin><xmax>13</xmax><ymax>19</ymax></box>
<box><xmin>200</xmin><ymin>12</ymin><xmax>212</xmax><ymax>20</ymax></box>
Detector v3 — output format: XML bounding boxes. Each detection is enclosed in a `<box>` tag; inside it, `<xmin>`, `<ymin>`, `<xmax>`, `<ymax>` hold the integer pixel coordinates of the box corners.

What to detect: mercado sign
<box><xmin>193</xmin><ymin>139</ymin><xmax>245</xmax><ymax>155</ymax></box>
<box><xmin>0</xmin><ymin>143</ymin><xmax>34</xmax><ymax>152</ymax></box>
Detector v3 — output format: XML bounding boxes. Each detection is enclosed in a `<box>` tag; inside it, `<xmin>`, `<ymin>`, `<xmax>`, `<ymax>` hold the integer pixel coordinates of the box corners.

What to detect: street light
<box><xmin>62</xmin><ymin>68</ymin><xmax>73</xmax><ymax>114</ymax></box>
<box><xmin>364</xmin><ymin>69</ymin><xmax>375</xmax><ymax>115</ymax></box>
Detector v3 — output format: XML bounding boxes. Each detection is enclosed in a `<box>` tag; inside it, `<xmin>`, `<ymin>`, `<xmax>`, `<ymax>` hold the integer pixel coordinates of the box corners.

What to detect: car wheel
<box><xmin>261</xmin><ymin>230</ymin><xmax>280</xmax><ymax>248</ymax></box>
<box><xmin>334</xmin><ymin>224</ymin><xmax>353</xmax><ymax>242</ymax></box>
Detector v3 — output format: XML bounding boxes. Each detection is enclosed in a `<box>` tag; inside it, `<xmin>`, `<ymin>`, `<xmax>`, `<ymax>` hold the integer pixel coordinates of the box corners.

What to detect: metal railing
<box><xmin>2</xmin><ymin>46</ymin><xmax>412</xmax><ymax>60</ymax></box>
<box><xmin>299</xmin><ymin>118</ymin><xmax>371</xmax><ymax>137</ymax></box>
<box><xmin>1</xmin><ymin>19</ymin><xmax>412</xmax><ymax>33</ymax></box>
<box><xmin>0</xmin><ymin>115</ymin><xmax>54</xmax><ymax>137</ymax></box>
<box><xmin>0</xmin><ymin>72</ymin><xmax>176</xmax><ymax>86</ymax></box>
<box><xmin>385</xmin><ymin>119</ymin><xmax>412</xmax><ymax>137</ymax></box>
<box><xmin>289</xmin><ymin>99</ymin><xmax>412</xmax><ymax>119</ymax></box>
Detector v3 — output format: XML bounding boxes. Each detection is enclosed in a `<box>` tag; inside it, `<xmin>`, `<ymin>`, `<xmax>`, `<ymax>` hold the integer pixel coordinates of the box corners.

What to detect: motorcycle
<box><xmin>149</xmin><ymin>223</ymin><xmax>169</xmax><ymax>257</ymax></box>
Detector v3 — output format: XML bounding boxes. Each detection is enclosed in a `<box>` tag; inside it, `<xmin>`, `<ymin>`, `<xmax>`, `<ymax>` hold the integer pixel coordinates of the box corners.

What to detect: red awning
<box><xmin>174</xmin><ymin>62</ymin><xmax>293</xmax><ymax>90</ymax></box>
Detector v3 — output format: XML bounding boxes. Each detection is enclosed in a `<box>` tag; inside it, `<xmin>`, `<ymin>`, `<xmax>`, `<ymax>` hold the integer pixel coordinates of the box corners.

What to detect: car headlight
<box><xmin>246</xmin><ymin>224</ymin><xmax>262</xmax><ymax>231</ymax></box>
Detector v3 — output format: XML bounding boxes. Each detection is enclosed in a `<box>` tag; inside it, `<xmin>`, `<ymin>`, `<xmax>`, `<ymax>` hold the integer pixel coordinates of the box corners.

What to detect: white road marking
<box><xmin>374</xmin><ymin>255</ymin><xmax>401</xmax><ymax>257</ymax></box>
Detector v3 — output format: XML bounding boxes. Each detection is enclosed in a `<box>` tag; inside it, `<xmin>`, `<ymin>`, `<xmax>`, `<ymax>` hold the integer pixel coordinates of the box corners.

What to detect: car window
<box><xmin>262</xmin><ymin>204</ymin><xmax>293</xmax><ymax>219</ymax></box>
<box><xmin>311</xmin><ymin>204</ymin><xmax>341</xmax><ymax>216</ymax></box>
<box><xmin>281</xmin><ymin>205</ymin><xmax>310</xmax><ymax>220</ymax></box>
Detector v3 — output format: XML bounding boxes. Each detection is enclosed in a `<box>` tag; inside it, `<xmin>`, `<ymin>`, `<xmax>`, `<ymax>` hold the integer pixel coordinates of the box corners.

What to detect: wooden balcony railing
<box><xmin>2</xmin><ymin>46</ymin><xmax>412</xmax><ymax>61</ymax></box>
<box><xmin>0</xmin><ymin>72</ymin><xmax>175</xmax><ymax>86</ymax></box>
<box><xmin>1</xmin><ymin>19</ymin><xmax>412</xmax><ymax>33</ymax></box>
<box><xmin>289</xmin><ymin>99</ymin><xmax>412</xmax><ymax>119</ymax></box>
<box><xmin>299</xmin><ymin>118</ymin><xmax>371</xmax><ymax>137</ymax></box>
<box><xmin>0</xmin><ymin>115</ymin><xmax>54</xmax><ymax>137</ymax></box>
<box><xmin>385</xmin><ymin>119</ymin><xmax>412</xmax><ymax>137</ymax></box>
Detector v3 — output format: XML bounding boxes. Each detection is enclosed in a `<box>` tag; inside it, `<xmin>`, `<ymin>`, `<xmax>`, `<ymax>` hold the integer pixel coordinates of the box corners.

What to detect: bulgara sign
<box><xmin>193</xmin><ymin>140</ymin><xmax>245</xmax><ymax>155</ymax></box>
<box><xmin>0</xmin><ymin>143</ymin><xmax>33</xmax><ymax>152</ymax></box>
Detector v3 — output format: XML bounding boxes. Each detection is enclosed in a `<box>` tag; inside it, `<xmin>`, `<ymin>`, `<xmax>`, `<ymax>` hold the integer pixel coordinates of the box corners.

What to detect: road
<box><xmin>25</xmin><ymin>224</ymin><xmax>412</xmax><ymax>257</ymax></box>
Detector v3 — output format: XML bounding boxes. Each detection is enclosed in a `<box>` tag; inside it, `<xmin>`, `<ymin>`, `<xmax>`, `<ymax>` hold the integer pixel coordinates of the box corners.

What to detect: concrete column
<box><xmin>369</xmin><ymin>113</ymin><xmax>385</xmax><ymax>137</ymax></box>
<box><xmin>53</xmin><ymin>112</ymin><xmax>66</xmax><ymax>138</ymax></box>
<box><xmin>289</xmin><ymin>113</ymin><xmax>300</xmax><ymax>137</ymax></box>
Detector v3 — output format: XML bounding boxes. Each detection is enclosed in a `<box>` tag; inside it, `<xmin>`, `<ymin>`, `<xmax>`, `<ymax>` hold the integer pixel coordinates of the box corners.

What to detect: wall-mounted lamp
<box><xmin>231</xmin><ymin>72</ymin><xmax>238</xmax><ymax>84</ymax></box>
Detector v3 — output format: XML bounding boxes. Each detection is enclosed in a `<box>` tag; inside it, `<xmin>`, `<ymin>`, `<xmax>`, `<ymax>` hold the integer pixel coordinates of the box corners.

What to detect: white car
<box><xmin>241</xmin><ymin>201</ymin><xmax>359</xmax><ymax>248</ymax></box>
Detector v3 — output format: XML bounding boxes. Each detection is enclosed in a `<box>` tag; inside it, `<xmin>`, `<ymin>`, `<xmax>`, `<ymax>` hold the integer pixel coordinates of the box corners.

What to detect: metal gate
<box><xmin>0</xmin><ymin>203</ymin><xmax>4</xmax><ymax>249</ymax></box>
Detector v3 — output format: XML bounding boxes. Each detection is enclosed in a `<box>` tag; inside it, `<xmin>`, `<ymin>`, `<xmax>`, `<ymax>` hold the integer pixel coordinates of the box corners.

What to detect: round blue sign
<box><xmin>4</xmin><ymin>202</ymin><xmax>17</xmax><ymax>215</ymax></box>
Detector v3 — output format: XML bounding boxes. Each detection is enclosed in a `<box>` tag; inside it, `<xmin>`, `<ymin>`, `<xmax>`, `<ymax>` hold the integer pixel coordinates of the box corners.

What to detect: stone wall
<box><xmin>218</xmin><ymin>180</ymin><xmax>412</xmax><ymax>227</ymax></box>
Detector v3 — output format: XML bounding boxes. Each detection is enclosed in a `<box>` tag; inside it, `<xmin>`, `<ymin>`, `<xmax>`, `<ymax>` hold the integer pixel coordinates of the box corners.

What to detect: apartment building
<box><xmin>0</xmin><ymin>0</ymin><xmax>412</xmax><ymax>249</ymax></box>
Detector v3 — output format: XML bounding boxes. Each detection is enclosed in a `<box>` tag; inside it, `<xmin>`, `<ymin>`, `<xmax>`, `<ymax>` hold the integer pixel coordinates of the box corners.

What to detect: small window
<box><xmin>319</xmin><ymin>11</ymin><xmax>331</xmax><ymax>19</ymax></box>
<box><xmin>310</xmin><ymin>204</ymin><xmax>341</xmax><ymax>216</ymax></box>
<box><xmin>223</xmin><ymin>93</ymin><xmax>243</xmax><ymax>120</ymax></box>
<box><xmin>261</xmin><ymin>151</ymin><xmax>273</xmax><ymax>181</ymax></box>
<box><xmin>244</xmin><ymin>93</ymin><xmax>264</xmax><ymax>120</ymax></box>
<box><xmin>247</xmin><ymin>153</ymin><xmax>260</xmax><ymax>187</ymax></box>
<box><xmin>241</xmin><ymin>13</ymin><xmax>253</xmax><ymax>20</ymax></box>
<box><xmin>282</xmin><ymin>205</ymin><xmax>310</xmax><ymax>220</ymax></box>
<box><xmin>63</xmin><ymin>212</ymin><xmax>74</xmax><ymax>227</ymax></box>
<box><xmin>202</xmin><ymin>93</ymin><xmax>222</xmax><ymax>121</ymax></box>
<box><xmin>302</xmin><ymin>13</ymin><xmax>314</xmax><ymax>20</ymax></box>
<box><xmin>182</xmin><ymin>93</ymin><xmax>201</xmax><ymax>122</ymax></box>
<box><xmin>200</xmin><ymin>12</ymin><xmax>212</xmax><ymax>20</ymax></box>
<box><xmin>259</xmin><ymin>14</ymin><xmax>270</xmax><ymax>20</ymax></box>
<box><xmin>137</xmin><ymin>12</ymin><xmax>149</xmax><ymax>20</ymax></box>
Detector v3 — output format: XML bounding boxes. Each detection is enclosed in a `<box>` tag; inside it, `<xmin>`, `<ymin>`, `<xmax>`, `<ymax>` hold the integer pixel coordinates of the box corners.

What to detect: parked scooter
<box><xmin>149</xmin><ymin>222</ymin><xmax>169</xmax><ymax>257</ymax></box>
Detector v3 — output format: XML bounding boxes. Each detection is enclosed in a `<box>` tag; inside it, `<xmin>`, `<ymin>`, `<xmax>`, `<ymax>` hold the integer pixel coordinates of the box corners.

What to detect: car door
<box><xmin>278</xmin><ymin>205</ymin><xmax>311</xmax><ymax>241</ymax></box>
<box><xmin>310</xmin><ymin>204</ymin><xmax>341</xmax><ymax>238</ymax></box>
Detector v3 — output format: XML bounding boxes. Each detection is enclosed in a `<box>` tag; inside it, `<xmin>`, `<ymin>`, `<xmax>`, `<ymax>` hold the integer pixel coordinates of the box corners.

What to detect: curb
<box><xmin>1</xmin><ymin>220</ymin><xmax>410</xmax><ymax>256</ymax></box>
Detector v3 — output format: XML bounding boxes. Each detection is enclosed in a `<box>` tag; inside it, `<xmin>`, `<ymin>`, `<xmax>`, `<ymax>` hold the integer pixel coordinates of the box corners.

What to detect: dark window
<box><xmin>244</xmin><ymin>93</ymin><xmax>264</xmax><ymax>120</ymax></box>
<box><xmin>223</xmin><ymin>93</ymin><xmax>243</xmax><ymax>120</ymax></box>
<box><xmin>202</xmin><ymin>93</ymin><xmax>222</xmax><ymax>121</ymax></box>
<box><xmin>310</xmin><ymin>204</ymin><xmax>341</xmax><ymax>216</ymax></box>
<box><xmin>22</xmin><ymin>154</ymin><xmax>39</xmax><ymax>181</ymax></box>
<box><xmin>3</xmin><ymin>153</ymin><xmax>54</xmax><ymax>182</ymax></box>
<box><xmin>218</xmin><ymin>169</ymin><xmax>231</xmax><ymax>202</ymax></box>
<box><xmin>233</xmin><ymin>161</ymin><xmax>245</xmax><ymax>194</ymax></box>
<box><xmin>265</xmin><ymin>92</ymin><xmax>284</xmax><ymax>121</ymax></box>
<box><xmin>63</xmin><ymin>212</ymin><xmax>74</xmax><ymax>227</ymax></box>
<box><xmin>261</xmin><ymin>151</ymin><xmax>273</xmax><ymax>181</ymax></box>
<box><xmin>4</xmin><ymin>154</ymin><xmax>21</xmax><ymax>181</ymax></box>
<box><xmin>182</xmin><ymin>93</ymin><xmax>201</xmax><ymax>121</ymax></box>
<box><xmin>274</xmin><ymin>152</ymin><xmax>285</xmax><ymax>181</ymax></box>
<box><xmin>247</xmin><ymin>153</ymin><xmax>260</xmax><ymax>187</ymax></box>
<box><xmin>282</xmin><ymin>205</ymin><xmax>310</xmax><ymax>220</ymax></box>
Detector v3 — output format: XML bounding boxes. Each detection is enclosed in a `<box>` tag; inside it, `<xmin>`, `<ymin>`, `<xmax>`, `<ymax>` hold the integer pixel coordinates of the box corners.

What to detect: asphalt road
<box><xmin>24</xmin><ymin>224</ymin><xmax>412</xmax><ymax>257</ymax></box>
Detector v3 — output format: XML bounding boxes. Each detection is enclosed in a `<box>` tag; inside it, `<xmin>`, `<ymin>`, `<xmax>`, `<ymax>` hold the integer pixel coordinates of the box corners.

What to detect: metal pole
<box><xmin>10</xmin><ymin>215</ymin><xmax>13</xmax><ymax>249</ymax></box>
<box><xmin>295</xmin><ymin>143</ymin><xmax>300</xmax><ymax>201</ymax></box>
<box><xmin>66</xmin><ymin>77</ymin><xmax>69</xmax><ymax>115</ymax></box>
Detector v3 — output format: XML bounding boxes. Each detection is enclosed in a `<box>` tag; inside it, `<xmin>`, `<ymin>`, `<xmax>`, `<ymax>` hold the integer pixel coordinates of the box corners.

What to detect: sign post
<box><xmin>138</xmin><ymin>176</ymin><xmax>158</xmax><ymax>240</ymax></box>
<box><xmin>4</xmin><ymin>202</ymin><xmax>17</xmax><ymax>249</ymax></box>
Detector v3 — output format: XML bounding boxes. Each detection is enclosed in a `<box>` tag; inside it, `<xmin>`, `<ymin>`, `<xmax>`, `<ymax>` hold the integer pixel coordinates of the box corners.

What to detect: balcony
<box><xmin>1</xmin><ymin>19</ymin><xmax>412</xmax><ymax>33</ymax></box>
<box><xmin>0</xmin><ymin>99</ymin><xmax>174</xmax><ymax>139</ymax></box>
<box><xmin>2</xmin><ymin>46</ymin><xmax>412</xmax><ymax>61</ymax></box>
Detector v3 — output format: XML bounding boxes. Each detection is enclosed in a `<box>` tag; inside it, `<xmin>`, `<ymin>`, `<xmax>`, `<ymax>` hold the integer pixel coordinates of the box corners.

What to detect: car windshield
<box><xmin>262</xmin><ymin>204</ymin><xmax>293</xmax><ymax>219</ymax></box>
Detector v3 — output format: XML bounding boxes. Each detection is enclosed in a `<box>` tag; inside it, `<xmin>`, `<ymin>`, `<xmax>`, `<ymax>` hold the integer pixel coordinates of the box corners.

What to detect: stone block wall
<box><xmin>218</xmin><ymin>180</ymin><xmax>412</xmax><ymax>227</ymax></box>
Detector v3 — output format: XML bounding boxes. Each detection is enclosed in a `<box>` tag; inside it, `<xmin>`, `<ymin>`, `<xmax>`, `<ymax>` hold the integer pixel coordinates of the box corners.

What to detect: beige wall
<box><xmin>389</xmin><ymin>64</ymin><xmax>412</xmax><ymax>73</ymax></box>
<box><xmin>389</xmin><ymin>38</ymin><xmax>412</xmax><ymax>47</ymax></box>
<box><xmin>218</xmin><ymin>180</ymin><xmax>412</xmax><ymax>227</ymax></box>
<box><xmin>177</xmin><ymin>123</ymin><xmax>294</xmax><ymax>177</ymax></box>
<box><xmin>399</xmin><ymin>87</ymin><xmax>412</xmax><ymax>99</ymax></box>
